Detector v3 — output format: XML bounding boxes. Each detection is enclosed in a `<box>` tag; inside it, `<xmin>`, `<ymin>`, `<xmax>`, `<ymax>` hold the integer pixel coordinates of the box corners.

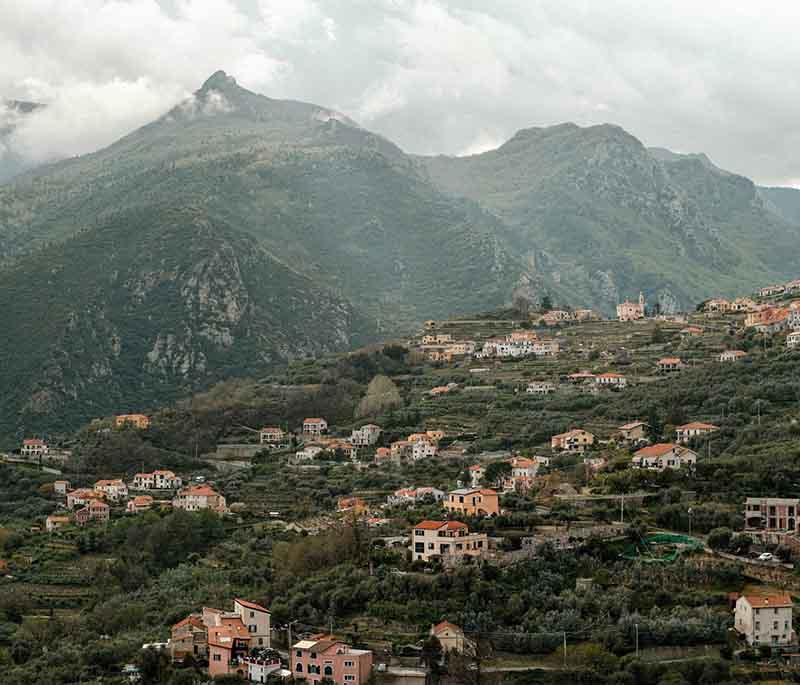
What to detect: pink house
<box><xmin>292</xmin><ymin>634</ymin><xmax>373</xmax><ymax>685</ymax></box>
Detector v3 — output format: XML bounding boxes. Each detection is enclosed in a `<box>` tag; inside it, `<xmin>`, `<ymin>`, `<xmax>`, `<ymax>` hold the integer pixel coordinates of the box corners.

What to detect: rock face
<box><xmin>0</xmin><ymin>208</ymin><xmax>364</xmax><ymax>435</ymax></box>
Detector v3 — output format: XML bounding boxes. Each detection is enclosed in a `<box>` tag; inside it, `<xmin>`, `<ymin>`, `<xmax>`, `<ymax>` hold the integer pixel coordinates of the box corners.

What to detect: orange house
<box><xmin>115</xmin><ymin>414</ymin><xmax>151</xmax><ymax>429</ymax></box>
<box><xmin>444</xmin><ymin>488</ymin><xmax>500</xmax><ymax>517</ymax></box>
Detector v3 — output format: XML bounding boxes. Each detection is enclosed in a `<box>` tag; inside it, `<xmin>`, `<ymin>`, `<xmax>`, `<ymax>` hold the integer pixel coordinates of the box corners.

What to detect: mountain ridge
<box><xmin>1</xmin><ymin>71</ymin><xmax>800</xmax><ymax>434</ymax></box>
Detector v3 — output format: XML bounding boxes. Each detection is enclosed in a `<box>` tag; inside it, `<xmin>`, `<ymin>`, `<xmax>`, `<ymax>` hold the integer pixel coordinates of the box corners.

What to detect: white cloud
<box><xmin>2</xmin><ymin>0</ymin><xmax>800</xmax><ymax>184</ymax></box>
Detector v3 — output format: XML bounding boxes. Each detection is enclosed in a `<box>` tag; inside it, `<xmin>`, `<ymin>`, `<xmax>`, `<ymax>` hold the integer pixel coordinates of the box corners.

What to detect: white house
<box><xmin>632</xmin><ymin>443</ymin><xmax>697</xmax><ymax>470</ymax></box>
<box><xmin>172</xmin><ymin>485</ymin><xmax>227</xmax><ymax>514</ymax></box>
<box><xmin>293</xmin><ymin>445</ymin><xmax>324</xmax><ymax>463</ymax></box>
<box><xmin>594</xmin><ymin>373</ymin><xmax>627</xmax><ymax>389</ymax></box>
<box><xmin>350</xmin><ymin>424</ymin><xmax>382</xmax><ymax>447</ymax></box>
<box><xmin>132</xmin><ymin>470</ymin><xmax>182</xmax><ymax>490</ymax></box>
<box><xmin>734</xmin><ymin>595</ymin><xmax>795</xmax><ymax>647</ymax></box>
<box><xmin>302</xmin><ymin>418</ymin><xmax>328</xmax><ymax>437</ymax></box>
<box><xmin>675</xmin><ymin>422</ymin><xmax>718</xmax><ymax>444</ymax></box>
<box><xmin>788</xmin><ymin>331</ymin><xmax>800</xmax><ymax>349</ymax></box>
<box><xmin>526</xmin><ymin>381</ymin><xmax>556</xmax><ymax>395</ymax></box>
<box><xmin>21</xmin><ymin>438</ymin><xmax>49</xmax><ymax>458</ymax></box>
<box><xmin>719</xmin><ymin>350</ymin><xmax>747</xmax><ymax>363</ymax></box>
<box><xmin>259</xmin><ymin>427</ymin><xmax>286</xmax><ymax>445</ymax></box>
<box><xmin>94</xmin><ymin>479</ymin><xmax>129</xmax><ymax>501</ymax></box>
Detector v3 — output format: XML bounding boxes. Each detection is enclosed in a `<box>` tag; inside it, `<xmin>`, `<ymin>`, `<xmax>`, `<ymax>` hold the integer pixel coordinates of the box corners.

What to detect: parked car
<box><xmin>757</xmin><ymin>552</ymin><xmax>774</xmax><ymax>562</ymax></box>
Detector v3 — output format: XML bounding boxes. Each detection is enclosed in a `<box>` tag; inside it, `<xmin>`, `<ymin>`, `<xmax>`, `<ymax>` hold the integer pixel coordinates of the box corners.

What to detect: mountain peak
<box><xmin>200</xmin><ymin>70</ymin><xmax>238</xmax><ymax>93</ymax></box>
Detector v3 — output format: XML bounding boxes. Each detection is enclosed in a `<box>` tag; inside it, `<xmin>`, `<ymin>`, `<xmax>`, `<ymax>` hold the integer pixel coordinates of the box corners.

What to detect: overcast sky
<box><xmin>2</xmin><ymin>0</ymin><xmax>800</xmax><ymax>185</ymax></box>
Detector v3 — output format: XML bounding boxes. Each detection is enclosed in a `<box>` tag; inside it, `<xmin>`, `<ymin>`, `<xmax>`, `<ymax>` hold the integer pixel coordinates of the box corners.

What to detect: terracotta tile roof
<box><xmin>23</xmin><ymin>438</ymin><xmax>45</xmax><ymax>446</ymax></box>
<box><xmin>677</xmin><ymin>422</ymin><xmax>718</xmax><ymax>431</ymax></box>
<box><xmin>172</xmin><ymin>614</ymin><xmax>204</xmax><ymax>631</ymax></box>
<box><xmin>432</xmin><ymin>620</ymin><xmax>462</xmax><ymax>635</ymax></box>
<box><xmin>743</xmin><ymin>594</ymin><xmax>792</xmax><ymax>608</ymax></box>
<box><xmin>635</xmin><ymin>443</ymin><xmax>678</xmax><ymax>457</ymax></box>
<box><xmin>658</xmin><ymin>357</ymin><xmax>682</xmax><ymax>364</ymax></box>
<box><xmin>235</xmin><ymin>598</ymin><xmax>270</xmax><ymax>613</ymax></box>
<box><xmin>178</xmin><ymin>485</ymin><xmax>220</xmax><ymax>497</ymax></box>
<box><xmin>304</xmin><ymin>418</ymin><xmax>326</xmax><ymax>423</ymax></box>
<box><xmin>414</xmin><ymin>520</ymin><xmax>448</xmax><ymax>530</ymax></box>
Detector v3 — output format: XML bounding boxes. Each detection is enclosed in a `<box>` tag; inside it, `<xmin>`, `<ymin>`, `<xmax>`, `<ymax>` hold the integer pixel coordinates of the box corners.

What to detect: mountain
<box><xmin>757</xmin><ymin>185</ymin><xmax>800</xmax><ymax>226</ymax></box>
<box><xmin>3</xmin><ymin>72</ymin><xmax>800</xmax><ymax>436</ymax></box>
<box><xmin>0</xmin><ymin>72</ymin><xmax>535</xmax><ymax>436</ymax></box>
<box><xmin>0</xmin><ymin>205</ymin><xmax>369</xmax><ymax>437</ymax></box>
<box><xmin>0</xmin><ymin>100</ymin><xmax>44</xmax><ymax>183</ymax></box>
<box><xmin>419</xmin><ymin>124</ymin><xmax>800</xmax><ymax>312</ymax></box>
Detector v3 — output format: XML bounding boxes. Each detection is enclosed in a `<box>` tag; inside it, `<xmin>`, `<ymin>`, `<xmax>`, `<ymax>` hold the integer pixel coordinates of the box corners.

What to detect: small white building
<box><xmin>292</xmin><ymin>445</ymin><xmax>324</xmax><ymax>463</ymax></box>
<box><xmin>21</xmin><ymin>438</ymin><xmax>49</xmax><ymax>458</ymax></box>
<box><xmin>675</xmin><ymin>422</ymin><xmax>718</xmax><ymax>444</ymax></box>
<box><xmin>594</xmin><ymin>373</ymin><xmax>627</xmax><ymax>389</ymax></box>
<box><xmin>259</xmin><ymin>427</ymin><xmax>285</xmax><ymax>445</ymax></box>
<box><xmin>632</xmin><ymin>443</ymin><xmax>697</xmax><ymax>470</ymax></box>
<box><xmin>526</xmin><ymin>381</ymin><xmax>556</xmax><ymax>395</ymax></box>
<box><xmin>302</xmin><ymin>418</ymin><xmax>328</xmax><ymax>437</ymax></box>
<box><xmin>788</xmin><ymin>331</ymin><xmax>800</xmax><ymax>349</ymax></box>
<box><xmin>719</xmin><ymin>350</ymin><xmax>747</xmax><ymax>363</ymax></box>
<box><xmin>734</xmin><ymin>595</ymin><xmax>795</xmax><ymax>647</ymax></box>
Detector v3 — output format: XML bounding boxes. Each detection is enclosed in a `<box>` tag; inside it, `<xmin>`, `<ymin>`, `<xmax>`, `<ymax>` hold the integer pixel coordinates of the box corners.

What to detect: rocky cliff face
<box><xmin>0</xmin><ymin>207</ymin><xmax>365</xmax><ymax>436</ymax></box>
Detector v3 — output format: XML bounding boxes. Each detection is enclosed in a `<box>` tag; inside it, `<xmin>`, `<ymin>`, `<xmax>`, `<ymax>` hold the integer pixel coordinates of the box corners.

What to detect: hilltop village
<box><xmin>6</xmin><ymin>278</ymin><xmax>800</xmax><ymax>685</ymax></box>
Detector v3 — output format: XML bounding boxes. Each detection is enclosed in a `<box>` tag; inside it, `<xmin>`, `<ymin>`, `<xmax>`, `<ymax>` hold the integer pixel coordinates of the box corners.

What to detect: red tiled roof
<box><xmin>414</xmin><ymin>520</ymin><xmax>447</xmax><ymax>530</ymax></box>
<box><xmin>658</xmin><ymin>357</ymin><xmax>682</xmax><ymax>364</ymax></box>
<box><xmin>178</xmin><ymin>485</ymin><xmax>220</xmax><ymax>497</ymax></box>
<box><xmin>677</xmin><ymin>422</ymin><xmax>718</xmax><ymax>431</ymax></box>
<box><xmin>635</xmin><ymin>443</ymin><xmax>678</xmax><ymax>457</ymax></box>
<box><xmin>432</xmin><ymin>620</ymin><xmax>462</xmax><ymax>635</ymax></box>
<box><xmin>235</xmin><ymin>598</ymin><xmax>270</xmax><ymax>613</ymax></box>
<box><xmin>743</xmin><ymin>594</ymin><xmax>792</xmax><ymax>608</ymax></box>
<box><xmin>304</xmin><ymin>418</ymin><xmax>326</xmax><ymax>423</ymax></box>
<box><xmin>172</xmin><ymin>614</ymin><xmax>204</xmax><ymax>631</ymax></box>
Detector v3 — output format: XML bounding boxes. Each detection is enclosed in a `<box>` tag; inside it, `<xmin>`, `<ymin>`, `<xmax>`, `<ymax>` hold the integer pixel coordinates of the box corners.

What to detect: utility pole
<box><xmin>563</xmin><ymin>632</ymin><xmax>567</xmax><ymax>667</ymax></box>
<box><xmin>635</xmin><ymin>623</ymin><xmax>639</xmax><ymax>658</ymax></box>
<box><xmin>688</xmin><ymin>507</ymin><xmax>693</xmax><ymax>537</ymax></box>
<box><xmin>620</xmin><ymin>495</ymin><xmax>624</xmax><ymax>524</ymax></box>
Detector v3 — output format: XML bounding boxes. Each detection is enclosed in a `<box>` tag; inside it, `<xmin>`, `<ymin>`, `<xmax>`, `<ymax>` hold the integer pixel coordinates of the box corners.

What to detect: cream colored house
<box><xmin>675</xmin><ymin>422</ymin><xmax>718</xmax><ymax>444</ymax></box>
<box><xmin>234</xmin><ymin>598</ymin><xmax>271</xmax><ymax>648</ymax></box>
<box><xmin>734</xmin><ymin>595</ymin><xmax>794</xmax><ymax>647</ymax></box>
<box><xmin>551</xmin><ymin>429</ymin><xmax>595</xmax><ymax>453</ymax></box>
<box><xmin>430</xmin><ymin>621</ymin><xmax>474</xmax><ymax>655</ymax></box>
<box><xmin>410</xmin><ymin>520</ymin><xmax>488</xmax><ymax>563</ymax></box>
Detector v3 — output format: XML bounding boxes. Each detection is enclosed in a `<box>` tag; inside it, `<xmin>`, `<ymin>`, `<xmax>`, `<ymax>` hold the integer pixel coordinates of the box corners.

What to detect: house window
<box><xmin>250</xmin><ymin>611</ymin><xmax>255</xmax><ymax>617</ymax></box>
<box><xmin>324</xmin><ymin>666</ymin><xmax>333</xmax><ymax>676</ymax></box>
<box><xmin>296</xmin><ymin>651</ymin><xmax>303</xmax><ymax>658</ymax></box>
<box><xmin>296</xmin><ymin>664</ymin><xmax>303</xmax><ymax>672</ymax></box>
<box><xmin>415</xmin><ymin>543</ymin><xmax>424</xmax><ymax>553</ymax></box>
<box><xmin>344</xmin><ymin>661</ymin><xmax>354</xmax><ymax>668</ymax></box>
<box><xmin>213</xmin><ymin>654</ymin><xmax>221</xmax><ymax>662</ymax></box>
<box><xmin>249</xmin><ymin>625</ymin><xmax>257</xmax><ymax>632</ymax></box>
<box><xmin>345</xmin><ymin>677</ymin><xmax>355</xmax><ymax>682</ymax></box>
<box><xmin>414</xmin><ymin>530</ymin><xmax>424</xmax><ymax>536</ymax></box>
<box><xmin>310</xmin><ymin>652</ymin><xmax>317</xmax><ymax>659</ymax></box>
